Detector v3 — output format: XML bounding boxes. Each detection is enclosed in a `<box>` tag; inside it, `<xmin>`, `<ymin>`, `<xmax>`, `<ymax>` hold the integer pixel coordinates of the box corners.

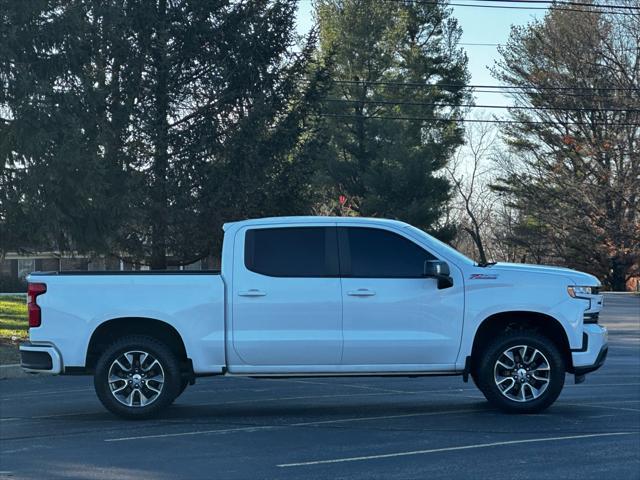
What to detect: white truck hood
<box><xmin>486</xmin><ymin>262</ymin><xmax>600</xmax><ymax>286</ymax></box>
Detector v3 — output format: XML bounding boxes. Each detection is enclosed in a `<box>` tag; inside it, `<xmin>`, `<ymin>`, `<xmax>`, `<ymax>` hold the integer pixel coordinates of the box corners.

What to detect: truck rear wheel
<box><xmin>476</xmin><ymin>331</ymin><xmax>565</xmax><ymax>413</ymax></box>
<box><xmin>94</xmin><ymin>335</ymin><xmax>181</xmax><ymax>419</ymax></box>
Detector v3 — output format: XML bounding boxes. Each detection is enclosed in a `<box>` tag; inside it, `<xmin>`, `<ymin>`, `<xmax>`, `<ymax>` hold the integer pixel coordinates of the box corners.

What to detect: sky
<box><xmin>295</xmin><ymin>1</ymin><xmax>545</xmax><ymax>113</ymax></box>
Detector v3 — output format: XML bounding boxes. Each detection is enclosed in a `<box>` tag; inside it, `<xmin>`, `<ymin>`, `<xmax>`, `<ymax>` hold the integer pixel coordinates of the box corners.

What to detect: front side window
<box><xmin>244</xmin><ymin>227</ymin><xmax>338</xmax><ymax>277</ymax></box>
<box><xmin>339</xmin><ymin>227</ymin><xmax>435</xmax><ymax>278</ymax></box>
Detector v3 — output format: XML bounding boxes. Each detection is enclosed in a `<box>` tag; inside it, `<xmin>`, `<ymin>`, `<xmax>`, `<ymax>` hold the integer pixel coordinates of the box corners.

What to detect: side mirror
<box><xmin>423</xmin><ymin>260</ymin><xmax>454</xmax><ymax>289</ymax></box>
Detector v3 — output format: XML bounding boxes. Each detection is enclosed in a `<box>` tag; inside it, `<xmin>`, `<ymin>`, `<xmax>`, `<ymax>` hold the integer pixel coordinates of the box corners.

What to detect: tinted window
<box><xmin>245</xmin><ymin>227</ymin><xmax>338</xmax><ymax>277</ymax></box>
<box><xmin>339</xmin><ymin>227</ymin><xmax>435</xmax><ymax>278</ymax></box>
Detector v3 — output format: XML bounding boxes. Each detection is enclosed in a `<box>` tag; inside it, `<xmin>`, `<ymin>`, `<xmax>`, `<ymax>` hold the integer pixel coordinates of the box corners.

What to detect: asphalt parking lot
<box><xmin>1</xmin><ymin>294</ymin><xmax>638</xmax><ymax>480</ymax></box>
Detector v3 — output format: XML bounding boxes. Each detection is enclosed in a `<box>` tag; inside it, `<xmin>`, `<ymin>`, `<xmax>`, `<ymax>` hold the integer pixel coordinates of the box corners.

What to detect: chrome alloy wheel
<box><xmin>108</xmin><ymin>350</ymin><xmax>165</xmax><ymax>407</ymax></box>
<box><xmin>493</xmin><ymin>345</ymin><xmax>550</xmax><ymax>403</ymax></box>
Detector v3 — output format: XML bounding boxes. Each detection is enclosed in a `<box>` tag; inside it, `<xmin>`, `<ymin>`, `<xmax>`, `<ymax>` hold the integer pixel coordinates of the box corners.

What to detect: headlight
<box><xmin>567</xmin><ymin>286</ymin><xmax>594</xmax><ymax>298</ymax></box>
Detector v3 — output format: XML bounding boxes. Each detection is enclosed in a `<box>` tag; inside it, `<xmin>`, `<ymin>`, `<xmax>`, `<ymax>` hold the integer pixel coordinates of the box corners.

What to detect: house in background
<box><xmin>0</xmin><ymin>251</ymin><xmax>214</xmax><ymax>291</ymax></box>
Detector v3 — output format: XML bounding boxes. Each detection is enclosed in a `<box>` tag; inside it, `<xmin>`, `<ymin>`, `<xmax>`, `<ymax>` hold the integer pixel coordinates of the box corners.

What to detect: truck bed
<box><xmin>27</xmin><ymin>271</ymin><xmax>226</xmax><ymax>374</ymax></box>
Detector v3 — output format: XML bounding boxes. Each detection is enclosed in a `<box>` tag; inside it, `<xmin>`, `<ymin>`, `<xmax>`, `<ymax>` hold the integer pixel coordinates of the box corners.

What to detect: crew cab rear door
<box><xmin>229</xmin><ymin>224</ymin><xmax>342</xmax><ymax>367</ymax></box>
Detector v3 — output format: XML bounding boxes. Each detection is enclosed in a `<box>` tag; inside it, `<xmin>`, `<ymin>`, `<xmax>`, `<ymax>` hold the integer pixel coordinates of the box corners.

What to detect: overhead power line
<box><xmin>324</xmin><ymin>98</ymin><xmax>640</xmax><ymax>112</ymax></box>
<box><xmin>318</xmin><ymin>113</ymin><xmax>640</xmax><ymax>126</ymax></box>
<box><xmin>459</xmin><ymin>42</ymin><xmax>501</xmax><ymax>46</ymax></box>
<box><xmin>470</xmin><ymin>89</ymin><xmax>635</xmax><ymax>98</ymax></box>
<box><xmin>459</xmin><ymin>0</ymin><xmax>640</xmax><ymax>10</ymax></box>
<box><xmin>381</xmin><ymin>0</ymin><xmax>640</xmax><ymax>15</ymax></box>
<box><xmin>324</xmin><ymin>79</ymin><xmax>639</xmax><ymax>92</ymax></box>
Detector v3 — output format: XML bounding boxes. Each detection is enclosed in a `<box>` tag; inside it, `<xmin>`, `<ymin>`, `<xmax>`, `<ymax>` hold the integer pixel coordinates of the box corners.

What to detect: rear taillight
<box><xmin>27</xmin><ymin>282</ymin><xmax>47</xmax><ymax>328</ymax></box>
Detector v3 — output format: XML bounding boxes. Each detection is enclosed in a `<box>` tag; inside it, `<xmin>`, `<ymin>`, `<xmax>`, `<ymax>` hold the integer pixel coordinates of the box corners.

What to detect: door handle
<box><xmin>238</xmin><ymin>289</ymin><xmax>267</xmax><ymax>297</ymax></box>
<box><xmin>347</xmin><ymin>289</ymin><xmax>376</xmax><ymax>297</ymax></box>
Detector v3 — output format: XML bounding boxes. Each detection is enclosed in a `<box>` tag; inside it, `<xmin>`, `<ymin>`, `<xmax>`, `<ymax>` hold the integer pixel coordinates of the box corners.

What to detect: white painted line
<box><xmin>31</xmin><ymin>411</ymin><xmax>98</xmax><ymax>419</ymax></box>
<box><xmin>186</xmin><ymin>391</ymin><xmax>396</xmax><ymax>407</ymax></box>
<box><xmin>563</xmin><ymin>402</ymin><xmax>640</xmax><ymax>413</ymax></box>
<box><xmin>565</xmin><ymin>383</ymin><xmax>640</xmax><ymax>388</ymax></box>
<box><xmin>277</xmin><ymin>432</ymin><xmax>638</xmax><ymax>467</ymax></box>
<box><xmin>579</xmin><ymin>399</ymin><xmax>640</xmax><ymax>405</ymax></box>
<box><xmin>104</xmin><ymin>407</ymin><xmax>483</xmax><ymax>442</ymax></box>
<box><xmin>185</xmin><ymin>386</ymin><xmax>492</xmax><ymax>407</ymax></box>
<box><xmin>289</xmin><ymin>408</ymin><xmax>479</xmax><ymax>427</ymax></box>
<box><xmin>0</xmin><ymin>387</ymin><xmax>93</xmax><ymax>400</ymax></box>
<box><xmin>275</xmin><ymin>378</ymin><xmax>411</xmax><ymax>394</ymax></box>
<box><xmin>595</xmin><ymin>399</ymin><xmax>640</xmax><ymax>403</ymax></box>
<box><xmin>105</xmin><ymin>424</ymin><xmax>277</xmax><ymax>441</ymax></box>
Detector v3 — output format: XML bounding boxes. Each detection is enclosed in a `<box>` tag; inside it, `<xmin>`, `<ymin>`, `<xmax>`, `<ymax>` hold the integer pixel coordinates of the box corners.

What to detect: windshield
<box><xmin>404</xmin><ymin>225</ymin><xmax>475</xmax><ymax>266</ymax></box>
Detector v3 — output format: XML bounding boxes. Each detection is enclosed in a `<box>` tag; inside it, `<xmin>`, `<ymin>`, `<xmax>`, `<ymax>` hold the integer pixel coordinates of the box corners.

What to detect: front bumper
<box><xmin>19</xmin><ymin>342</ymin><xmax>63</xmax><ymax>374</ymax></box>
<box><xmin>574</xmin><ymin>345</ymin><xmax>608</xmax><ymax>376</ymax></box>
<box><xmin>571</xmin><ymin>324</ymin><xmax>608</xmax><ymax>375</ymax></box>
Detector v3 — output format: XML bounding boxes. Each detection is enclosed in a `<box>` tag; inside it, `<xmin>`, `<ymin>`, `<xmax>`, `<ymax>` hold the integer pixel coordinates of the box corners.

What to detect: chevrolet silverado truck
<box><xmin>20</xmin><ymin>216</ymin><xmax>608</xmax><ymax>419</ymax></box>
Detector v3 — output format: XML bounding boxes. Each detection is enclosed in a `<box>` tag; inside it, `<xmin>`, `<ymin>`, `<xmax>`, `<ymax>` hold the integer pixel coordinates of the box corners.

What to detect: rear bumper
<box><xmin>571</xmin><ymin>324</ymin><xmax>608</xmax><ymax>374</ymax></box>
<box><xmin>19</xmin><ymin>342</ymin><xmax>63</xmax><ymax>374</ymax></box>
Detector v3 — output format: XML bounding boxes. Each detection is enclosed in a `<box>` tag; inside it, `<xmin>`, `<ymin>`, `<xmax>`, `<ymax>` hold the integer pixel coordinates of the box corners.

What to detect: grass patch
<box><xmin>0</xmin><ymin>295</ymin><xmax>28</xmax><ymax>342</ymax></box>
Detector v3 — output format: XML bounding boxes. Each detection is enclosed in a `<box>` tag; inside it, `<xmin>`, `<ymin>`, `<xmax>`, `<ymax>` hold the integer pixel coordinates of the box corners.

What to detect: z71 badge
<box><xmin>469</xmin><ymin>273</ymin><xmax>498</xmax><ymax>280</ymax></box>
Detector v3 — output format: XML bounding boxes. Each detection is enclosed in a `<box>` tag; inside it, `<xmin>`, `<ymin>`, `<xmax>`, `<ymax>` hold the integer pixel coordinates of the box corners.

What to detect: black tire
<box><xmin>172</xmin><ymin>378</ymin><xmax>189</xmax><ymax>402</ymax></box>
<box><xmin>476</xmin><ymin>331</ymin><xmax>565</xmax><ymax>413</ymax></box>
<box><xmin>94</xmin><ymin>335</ymin><xmax>181</xmax><ymax>419</ymax></box>
<box><xmin>470</xmin><ymin>371</ymin><xmax>481</xmax><ymax>391</ymax></box>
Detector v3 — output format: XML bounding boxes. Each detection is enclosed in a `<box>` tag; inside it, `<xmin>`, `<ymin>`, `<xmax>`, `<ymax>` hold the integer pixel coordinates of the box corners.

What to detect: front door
<box><xmin>339</xmin><ymin>226</ymin><xmax>463</xmax><ymax>367</ymax></box>
<box><xmin>231</xmin><ymin>224</ymin><xmax>342</xmax><ymax>366</ymax></box>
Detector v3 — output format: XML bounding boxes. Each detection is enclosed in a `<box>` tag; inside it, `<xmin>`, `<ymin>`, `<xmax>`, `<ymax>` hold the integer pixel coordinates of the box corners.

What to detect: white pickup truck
<box><xmin>21</xmin><ymin>216</ymin><xmax>608</xmax><ymax>419</ymax></box>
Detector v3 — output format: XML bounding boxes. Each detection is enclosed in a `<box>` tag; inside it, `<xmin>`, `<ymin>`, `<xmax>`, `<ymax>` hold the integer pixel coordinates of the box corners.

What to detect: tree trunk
<box><xmin>150</xmin><ymin>0</ymin><xmax>169</xmax><ymax>270</ymax></box>
<box><xmin>464</xmin><ymin>226</ymin><xmax>488</xmax><ymax>265</ymax></box>
<box><xmin>608</xmin><ymin>257</ymin><xmax>628</xmax><ymax>292</ymax></box>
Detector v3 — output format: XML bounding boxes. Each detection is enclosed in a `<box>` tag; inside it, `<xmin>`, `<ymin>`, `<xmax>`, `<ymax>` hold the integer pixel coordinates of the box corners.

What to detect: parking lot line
<box><xmin>274</xmin><ymin>378</ymin><xmax>412</xmax><ymax>394</ymax></box>
<box><xmin>565</xmin><ymin>382</ymin><xmax>640</xmax><ymax>388</ymax></box>
<box><xmin>592</xmin><ymin>399</ymin><xmax>640</xmax><ymax>403</ymax></box>
<box><xmin>277</xmin><ymin>432</ymin><xmax>639</xmax><ymax>468</ymax></box>
<box><xmin>187</xmin><ymin>390</ymin><xmax>398</xmax><ymax>406</ymax></box>
<box><xmin>30</xmin><ymin>411</ymin><xmax>104</xmax><ymax>420</ymax></box>
<box><xmin>563</xmin><ymin>402</ymin><xmax>640</xmax><ymax>412</ymax></box>
<box><xmin>0</xmin><ymin>387</ymin><xmax>93</xmax><ymax>401</ymax></box>
<box><xmin>104</xmin><ymin>407</ymin><xmax>484</xmax><ymax>442</ymax></box>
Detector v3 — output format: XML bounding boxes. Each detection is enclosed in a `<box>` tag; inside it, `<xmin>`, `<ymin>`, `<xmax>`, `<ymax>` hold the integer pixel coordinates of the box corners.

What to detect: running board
<box><xmin>223</xmin><ymin>371</ymin><xmax>460</xmax><ymax>379</ymax></box>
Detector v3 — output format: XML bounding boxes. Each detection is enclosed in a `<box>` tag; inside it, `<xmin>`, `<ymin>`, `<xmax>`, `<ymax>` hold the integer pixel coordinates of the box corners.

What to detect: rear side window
<box><xmin>245</xmin><ymin>227</ymin><xmax>338</xmax><ymax>277</ymax></box>
<box><xmin>339</xmin><ymin>227</ymin><xmax>435</xmax><ymax>278</ymax></box>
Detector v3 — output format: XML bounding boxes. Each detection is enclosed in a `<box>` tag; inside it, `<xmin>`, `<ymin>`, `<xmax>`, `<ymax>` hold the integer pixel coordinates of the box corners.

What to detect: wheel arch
<box><xmin>470</xmin><ymin>311</ymin><xmax>573</xmax><ymax>374</ymax></box>
<box><xmin>85</xmin><ymin>317</ymin><xmax>191</xmax><ymax>374</ymax></box>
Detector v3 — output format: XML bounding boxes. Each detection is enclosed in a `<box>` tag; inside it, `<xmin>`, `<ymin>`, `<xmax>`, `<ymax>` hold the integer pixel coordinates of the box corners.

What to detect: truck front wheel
<box><xmin>476</xmin><ymin>331</ymin><xmax>565</xmax><ymax>413</ymax></box>
<box><xmin>94</xmin><ymin>335</ymin><xmax>181</xmax><ymax>419</ymax></box>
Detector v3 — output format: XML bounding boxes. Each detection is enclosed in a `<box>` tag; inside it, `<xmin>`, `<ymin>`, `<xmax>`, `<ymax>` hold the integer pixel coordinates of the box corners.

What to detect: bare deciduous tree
<box><xmin>447</xmin><ymin>121</ymin><xmax>500</xmax><ymax>265</ymax></box>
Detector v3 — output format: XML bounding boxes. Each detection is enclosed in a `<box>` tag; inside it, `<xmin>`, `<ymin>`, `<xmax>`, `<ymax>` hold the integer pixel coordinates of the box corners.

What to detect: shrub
<box><xmin>0</xmin><ymin>276</ymin><xmax>27</xmax><ymax>293</ymax></box>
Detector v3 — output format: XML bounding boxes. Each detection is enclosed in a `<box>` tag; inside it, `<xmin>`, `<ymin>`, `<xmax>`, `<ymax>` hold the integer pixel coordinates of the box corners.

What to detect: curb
<box><xmin>0</xmin><ymin>364</ymin><xmax>31</xmax><ymax>380</ymax></box>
